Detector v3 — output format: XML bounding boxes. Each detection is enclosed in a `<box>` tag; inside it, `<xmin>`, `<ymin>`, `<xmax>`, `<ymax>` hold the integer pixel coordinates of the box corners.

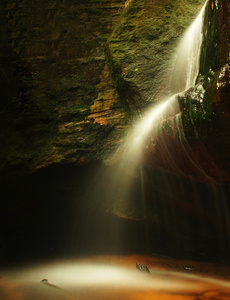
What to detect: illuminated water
<box><xmin>1</xmin><ymin>256</ymin><xmax>230</xmax><ymax>300</ymax></box>
<box><xmin>104</xmin><ymin>0</ymin><xmax>212</xmax><ymax>227</ymax></box>
<box><xmin>121</xmin><ymin>1</ymin><xmax>207</xmax><ymax>173</ymax></box>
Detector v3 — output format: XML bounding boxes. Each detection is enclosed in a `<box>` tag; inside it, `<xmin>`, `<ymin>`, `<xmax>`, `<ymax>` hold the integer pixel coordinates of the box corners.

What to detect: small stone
<box><xmin>136</xmin><ymin>263</ymin><xmax>150</xmax><ymax>273</ymax></box>
<box><xmin>41</xmin><ymin>279</ymin><xmax>48</xmax><ymax>283</ymax></box>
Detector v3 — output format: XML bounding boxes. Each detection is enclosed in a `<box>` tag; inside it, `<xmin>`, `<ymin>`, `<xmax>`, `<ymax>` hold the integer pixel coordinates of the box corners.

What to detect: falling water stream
<box><xmin>121</xmin><ymin>1</ymin><xmax>207</xmax><ymax>175</ymax></box>
<box><xmin>101</xmin><ymin>0</ymin><xmax>213</xmax><ymax>226</ymax></box>
<box><xmin>1</xmin><ymin>1</ymin><xmax>230</xmax><ymax>299</ymax></box>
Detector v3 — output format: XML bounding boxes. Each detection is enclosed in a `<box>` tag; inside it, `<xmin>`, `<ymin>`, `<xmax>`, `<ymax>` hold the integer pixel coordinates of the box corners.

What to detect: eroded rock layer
<box><xmin>0</xmin><ymin>0</ymin><xmax>128</xmax><ymax>174</ymax></box>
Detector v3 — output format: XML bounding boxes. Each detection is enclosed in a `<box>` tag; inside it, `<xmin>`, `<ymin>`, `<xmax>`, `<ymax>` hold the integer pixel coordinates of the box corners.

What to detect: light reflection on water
<box><xmin>1</xmin><ymin>256</ymin><xmax>230</xmax><ymax>300</ymax></box>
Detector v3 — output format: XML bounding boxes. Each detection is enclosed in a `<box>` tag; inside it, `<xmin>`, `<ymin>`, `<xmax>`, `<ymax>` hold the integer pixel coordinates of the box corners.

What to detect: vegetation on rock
<box><xmin>106</xmin><ymin>0</ymin><xmax>204</xmax><ymax>112</ymax></box>
<box><xmin>0</xmin><ymin>0</ymin><xmax>229</xmax><ymax>182</ymax></box>
<box><xmin>0</xmin><ymin>0</ymin><xmax>128</xmax><ymax>174</ymax></box>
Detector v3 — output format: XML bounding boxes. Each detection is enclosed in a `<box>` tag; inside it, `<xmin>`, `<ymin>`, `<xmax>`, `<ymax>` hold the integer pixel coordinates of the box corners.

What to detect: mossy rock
<box><xmin>106</xmin><ymin>0</ymin><xmax>204</xmax><ymax>112</ymax></box>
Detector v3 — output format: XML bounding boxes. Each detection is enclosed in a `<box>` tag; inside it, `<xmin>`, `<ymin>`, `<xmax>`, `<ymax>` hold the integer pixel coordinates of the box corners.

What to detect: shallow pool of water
<box><xmin>1</xmin><ymin>255</ymin><xmax>230</xmax><ymax>300</ymax></box>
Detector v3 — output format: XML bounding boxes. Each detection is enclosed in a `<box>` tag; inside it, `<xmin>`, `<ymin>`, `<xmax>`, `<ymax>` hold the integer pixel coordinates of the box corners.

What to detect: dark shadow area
<box><xmin>0</xmin><ymin>162</ymin><xmax>230</xmax><ymax>266</ymax></box>
<box><xmin>0</xmin><ymin>162</ymin><xmax>147</xmax><ymax>265</ymax></box>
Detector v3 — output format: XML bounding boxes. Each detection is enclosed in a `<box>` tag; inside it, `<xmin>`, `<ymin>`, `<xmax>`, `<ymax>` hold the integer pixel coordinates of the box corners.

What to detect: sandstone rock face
<box><xmin>0</xmin><ymin>0</ymin><xmax>128</xmax><ymax>174</ymax></box>
<box><xmin>0</xmin><ymin>0</ymin><xmax>229</xmax><ymax>184</ymax></box>
<box><xmin>106</xmin><ymin>0</ymin><xmax>204</xmax><ymax>110</ymax></box>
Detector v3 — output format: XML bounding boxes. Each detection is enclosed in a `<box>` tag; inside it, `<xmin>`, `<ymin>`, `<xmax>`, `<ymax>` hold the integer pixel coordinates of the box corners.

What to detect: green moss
<box><xmin>183</xmin><ymin>0</ymin><xmax>228</xmax><ymax>131</ymax></box>
<box><xmin>0</xmin><ymin>0</ymin><xmax>128</xmax><ymax>172</ymax></box>
<box><xmin>106</xmin><ymin>53</ymin><xmax>123</xmax><ymax>89</ymax></box>
<box><xmin>106</xmin><ymin>0</ymin><xmax>204</xmax><ymax>111</ymax></box>
<box><xmin>199</xmin><ymin>0</ymin><xmax>221</xmax><ymax>84</ymax></box>
<box><xmin>61</xmin><ymin>77</ymin><xmax>81</xmax><ymax>89</ymax></box>
<box><xmin>178</xmin><ymin>84</ymin><xmax>214</xmax><ymax>140</ymax></box>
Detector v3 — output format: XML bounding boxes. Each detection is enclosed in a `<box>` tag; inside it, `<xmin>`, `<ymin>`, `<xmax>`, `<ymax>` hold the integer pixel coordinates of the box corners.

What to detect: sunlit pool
<box><xmin>1</xmin><ymin>255</ymin><xmax>230</xmax><ymax>300</ymax></box>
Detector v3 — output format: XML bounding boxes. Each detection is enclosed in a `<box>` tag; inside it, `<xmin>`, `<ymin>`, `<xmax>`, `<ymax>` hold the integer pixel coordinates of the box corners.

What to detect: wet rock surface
<box><xmin>136</xmin><ymin>263</ymin><xmax>150</xmax><ymax>273</ymax></box>
<box><xmin>172</xmin><ymin>0</ymin><xmax>230</xmax><ymax>183</ymax></box>
<box><xmin>114</xmin><ymin>0</ymin><xmax>230</xmax><ymax>183</ymax></box>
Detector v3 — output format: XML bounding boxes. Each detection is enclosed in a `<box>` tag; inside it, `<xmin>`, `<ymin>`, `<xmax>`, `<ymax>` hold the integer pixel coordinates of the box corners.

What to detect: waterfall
<box><xmin>69</xmin><ymin>0</ymin><xmax>230</xmax><ymax>264</ymax></box>
<box><xmin>120</xmin><ymin>1</ymin><xmax>208</xmax><ymax>176</ymax></box>
<box><xmin>171</xmin><ymin>1</ymin><xmax>207</xmax><ymax>94</ymax></box>
<box><xmin>97</xmin><ymin>1</ymin><xmax>209</xmax><ymax>224</ymax></box>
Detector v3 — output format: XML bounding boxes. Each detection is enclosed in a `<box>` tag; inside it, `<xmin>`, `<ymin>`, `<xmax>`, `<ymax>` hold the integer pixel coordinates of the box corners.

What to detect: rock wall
<box><xmin>175</xmin><ymin>0</ymin><xmax>230</xmax><ymax>182</ymax></box>
<box><xmin>106</xmin><ymin>0</ymin><xmax>204</xmax><ymax>110</ymax></box>
<box><xmin>0</xmin><ymin>0</ymin><xmax>128</xmax><ymax>175</ymax></box>
<box><xmin>1</xmin><ymin>0</ymin><xmax>229</xmax><ymax>183</ymax></box>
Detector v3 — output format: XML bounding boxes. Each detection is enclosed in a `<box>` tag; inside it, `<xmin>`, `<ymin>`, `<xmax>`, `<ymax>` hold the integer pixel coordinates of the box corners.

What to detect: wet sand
<box><xmin>1</xmin><ymin>255</ymin><xmax>230</xmax><ymax>300</ymax></box>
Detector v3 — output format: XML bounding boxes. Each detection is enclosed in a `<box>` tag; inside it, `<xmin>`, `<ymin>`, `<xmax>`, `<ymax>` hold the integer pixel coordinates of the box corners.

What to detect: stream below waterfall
<box><xmin>1</xmin><ymin>1</ymin><xmax>230</xmax><ymax>299</ymax></box>
<box><xmin>1</xmin><ymin>255</ymin><xmax>230</xmax><ymax>300</ymax></box>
